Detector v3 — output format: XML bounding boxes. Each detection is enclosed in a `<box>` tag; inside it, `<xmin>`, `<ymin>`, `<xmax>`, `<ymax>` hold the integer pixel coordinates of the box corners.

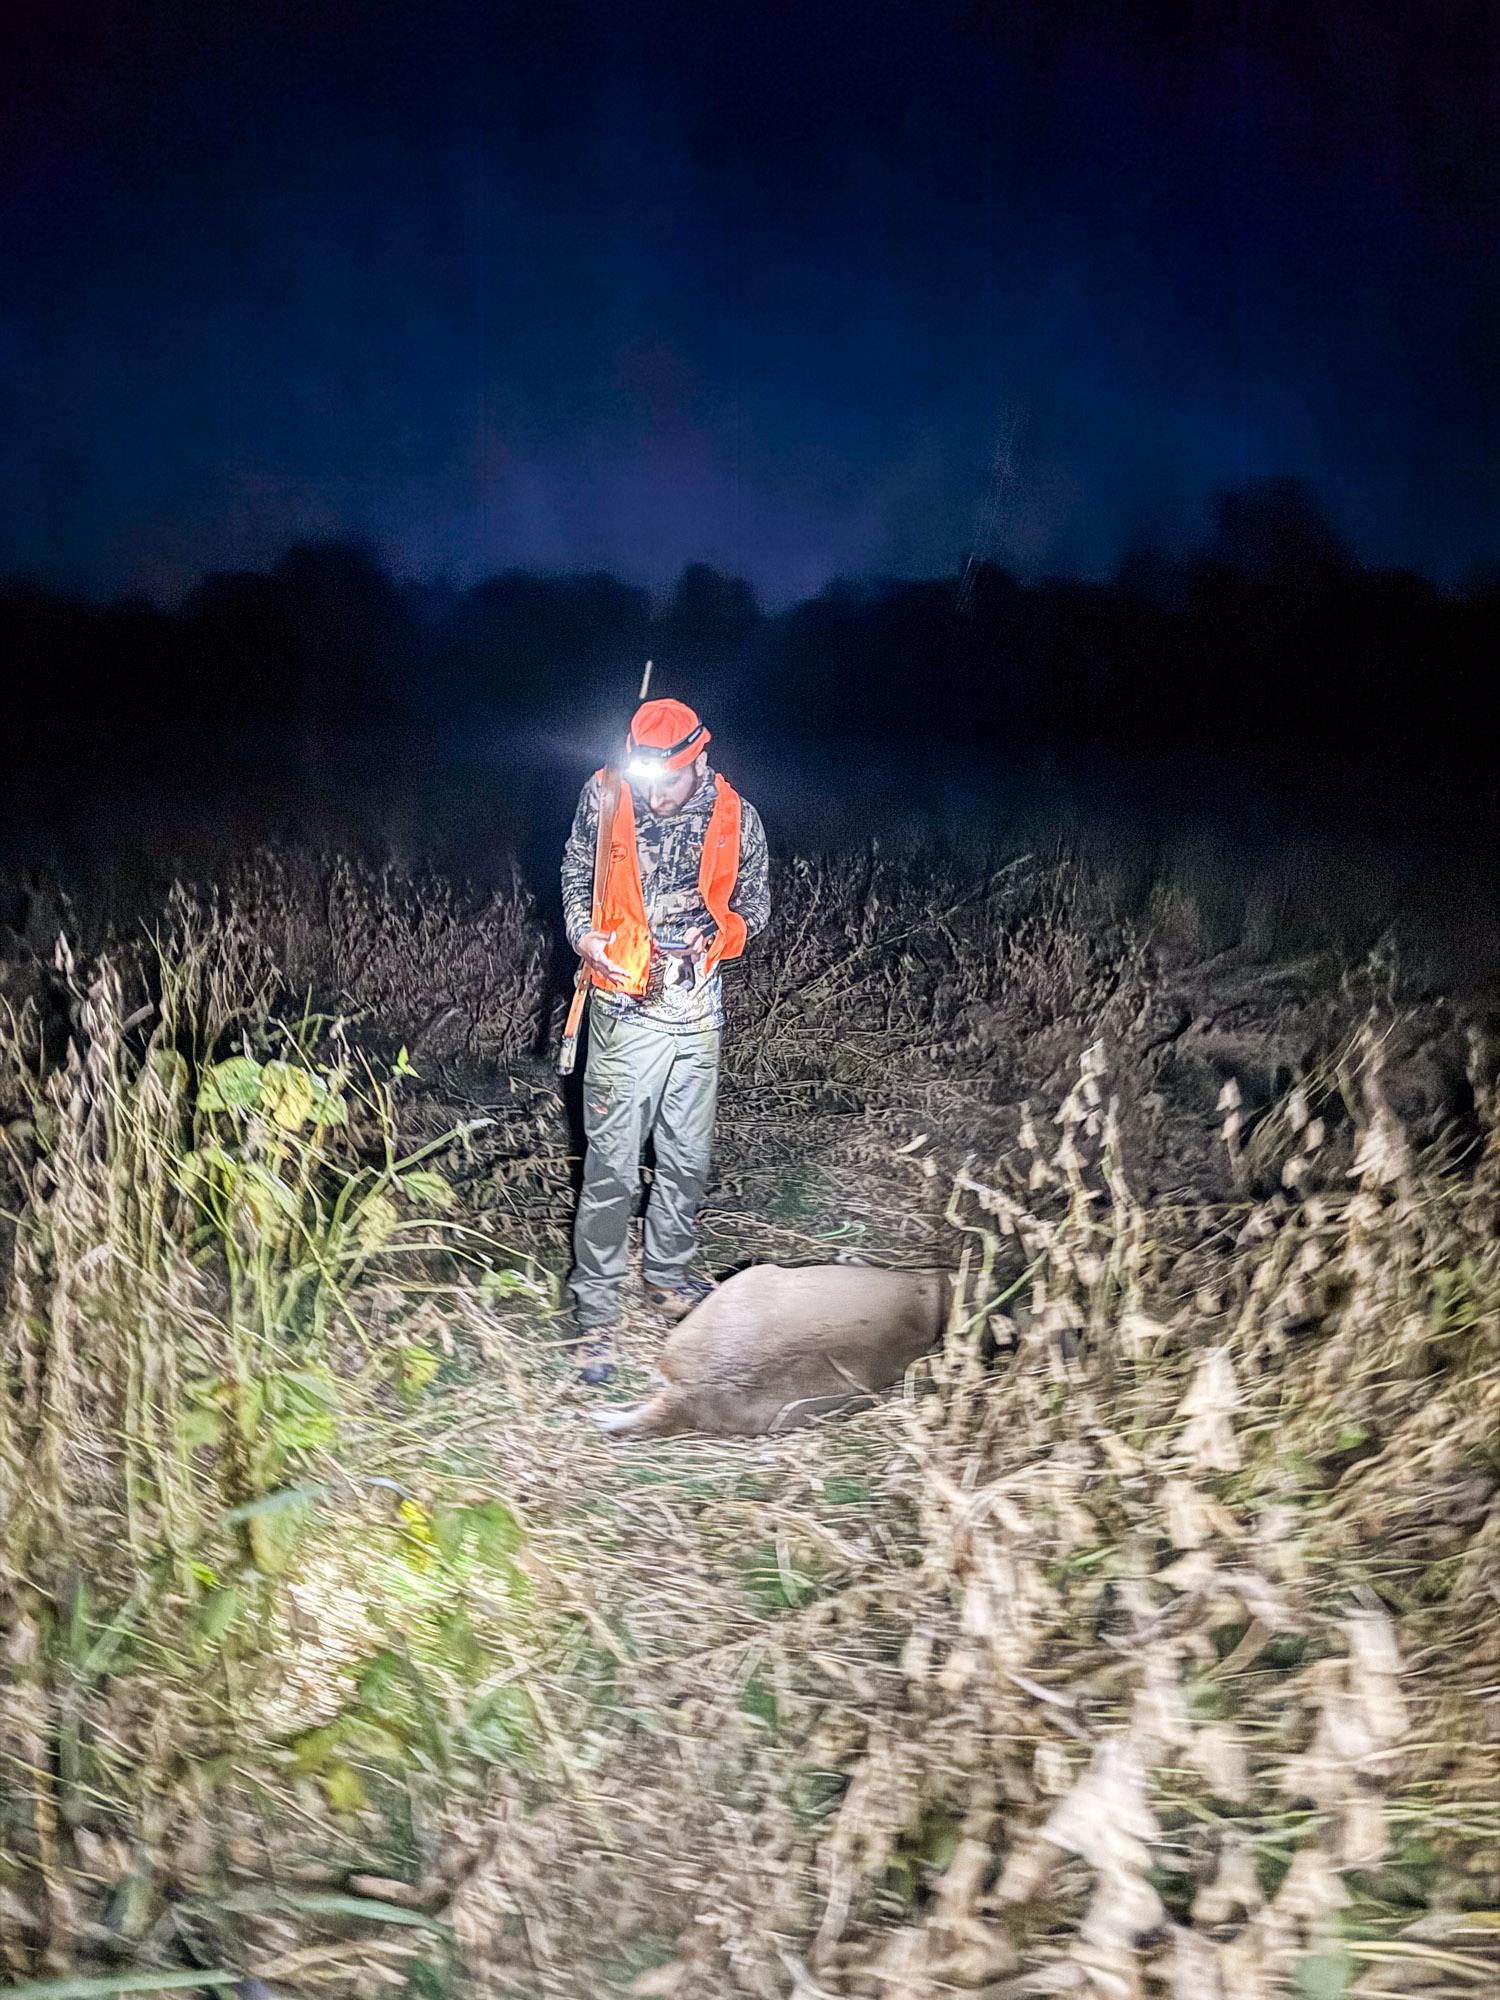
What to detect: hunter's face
<box><xmin>642</xmin><ymin>754</ymin><xmax>706</xmax><ymax>817</ymax></box>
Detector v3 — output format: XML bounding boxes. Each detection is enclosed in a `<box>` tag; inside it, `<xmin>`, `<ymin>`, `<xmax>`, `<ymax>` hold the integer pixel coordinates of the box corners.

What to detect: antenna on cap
<box><xmin>638</xmin><ymin>659</ymin><xmax>653</xmax><ymax>701</ymax></box>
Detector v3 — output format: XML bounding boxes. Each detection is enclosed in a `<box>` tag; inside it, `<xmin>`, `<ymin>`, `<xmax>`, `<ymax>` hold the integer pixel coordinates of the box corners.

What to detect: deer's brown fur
<box><xmin>592</xmin><ymin>1263</ymin><xmax>947</xmax><ymax>1440</ymax></box>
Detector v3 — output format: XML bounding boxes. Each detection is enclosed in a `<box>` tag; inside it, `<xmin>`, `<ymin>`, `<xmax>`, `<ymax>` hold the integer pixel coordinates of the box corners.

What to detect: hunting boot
<box><xmin>643</xmin><ymin>1270</ymin><xmax>717</xmax><ymax>1324</ymax></box>
<box><xmin>566</xmin><ymin>1322</ymin><xmax>618</xmax><ymax>1386</ymax></box>
<box><xmin>575</xmin><ymin>1335</ymin><xmax>617</xmax><ymax>1386</ymax></box>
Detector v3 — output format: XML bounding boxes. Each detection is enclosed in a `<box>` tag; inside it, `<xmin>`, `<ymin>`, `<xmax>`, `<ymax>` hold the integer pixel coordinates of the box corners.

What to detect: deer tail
<box><xmin>590</xmin><ymin>1389</ymin><xmax>681</xmax><ymax>1440</ymax></box>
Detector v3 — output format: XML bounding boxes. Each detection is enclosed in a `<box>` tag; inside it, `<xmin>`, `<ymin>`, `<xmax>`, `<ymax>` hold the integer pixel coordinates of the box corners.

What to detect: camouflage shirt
<box><xmin>561</xmin><ymin>766</ymin><xmax>771</xmax><ymax>1034</ymax></box>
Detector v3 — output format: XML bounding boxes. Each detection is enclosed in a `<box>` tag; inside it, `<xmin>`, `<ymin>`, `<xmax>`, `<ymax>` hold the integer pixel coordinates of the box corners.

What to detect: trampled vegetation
<box><xmin>1</xmin><ymin>847</ymin><xmax>1496</xmax><ymax>1999</ymax></box>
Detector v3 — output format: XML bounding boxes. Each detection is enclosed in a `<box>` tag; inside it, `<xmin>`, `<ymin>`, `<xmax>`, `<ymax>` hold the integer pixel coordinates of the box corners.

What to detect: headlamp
<box><xmin>623</xmin><ymin>719</ymin><xmax>706</xmax><ymax>778</ymax></box>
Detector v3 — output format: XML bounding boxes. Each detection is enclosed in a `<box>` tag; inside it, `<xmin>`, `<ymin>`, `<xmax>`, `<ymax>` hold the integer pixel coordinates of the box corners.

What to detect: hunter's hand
<box><xmin>576</xmin><ymin>929</ymin><xmax>630</xmax><ymax>983</ymax></box>
<box><xmin>682</xmin><ymin>925</ymin><xmax>710</xmax><ymax>963</ymax></box>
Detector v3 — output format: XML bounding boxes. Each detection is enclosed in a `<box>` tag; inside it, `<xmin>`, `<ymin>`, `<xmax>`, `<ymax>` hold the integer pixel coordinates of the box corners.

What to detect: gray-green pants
<box><xmin>569</xmin><ymin>1003</ymin><xmax>721</xmax><ymax>1327</ymax></box>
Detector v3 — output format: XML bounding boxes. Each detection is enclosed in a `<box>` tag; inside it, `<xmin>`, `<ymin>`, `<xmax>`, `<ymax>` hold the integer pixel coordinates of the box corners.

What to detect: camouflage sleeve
<box><xmin>729</xmin><ymin>798</ymin><xmax>771</xmax><ymax>942</ymax></box>
<box><xmin>561</xmin><ymin>775</ymin><xmax>602</xmax><ymax>947</ymax></box>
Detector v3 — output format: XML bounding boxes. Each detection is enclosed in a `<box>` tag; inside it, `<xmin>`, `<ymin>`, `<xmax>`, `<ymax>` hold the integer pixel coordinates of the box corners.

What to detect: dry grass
<box><xmin>223</xmin><ymin>850</ymin><xmax>551</xmax><ymax>1064</ymax></box>
<box><xmin>0</xmin><ymin>849</ymin><xmax>1496</xmax><ymax>2000</ymax></box>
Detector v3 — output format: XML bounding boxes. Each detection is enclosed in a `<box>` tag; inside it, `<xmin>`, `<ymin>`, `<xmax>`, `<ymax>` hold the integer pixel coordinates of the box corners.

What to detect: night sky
<box><xmin>3</xmin><ymin>0</ymin><xmax>1494</xmax><ymax>605</ymax></box>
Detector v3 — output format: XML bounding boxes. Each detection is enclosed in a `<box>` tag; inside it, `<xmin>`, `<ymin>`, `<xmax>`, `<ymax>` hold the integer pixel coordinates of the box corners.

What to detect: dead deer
<box><xmin>591</xmin><ymin>1263</ymin><xmax>948</xmax><ymax>1440</ymax></box>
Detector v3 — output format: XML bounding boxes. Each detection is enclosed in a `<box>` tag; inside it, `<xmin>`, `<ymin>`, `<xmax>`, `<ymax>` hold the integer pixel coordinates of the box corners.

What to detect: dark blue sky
<box><xmin>2</xmin><ymin>0</ymin><xmax>1494</xmax><ymax>603</ymax></box>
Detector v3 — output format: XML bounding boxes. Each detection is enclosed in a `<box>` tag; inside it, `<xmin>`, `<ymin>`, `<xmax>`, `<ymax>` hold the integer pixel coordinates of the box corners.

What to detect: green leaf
<box><xmin>146</xmin><ymin>1046</ymin><xmax>190</xmax><ymax>1094</ymax></box>
<box><xmin>784</xmin><ymin>1766</ymin><xmax>849</xmax><ymax>1826</ymax></box>
<box><xmin>435</xmin><ymin>1603</ymin><xmax>486</xmax><ymax>1679</ymax></box>
<box><xmin>432</xmin><ymin>1505</ymin><xmax>467</xmax><ymax>1565</ymax></box>
<box><xmin>313</xmin><ymin>1083</ymin><xmax>349</xmax><ymax>1126</ymax></box>
<box><xmin>480</xmin><ymin>1264</ymin><xmax>554</xmax><ymax>1304</ymax></box>
<box><xmin>263</xmin><ymin>1060</ymin><xmax>317</xmax><ymax>1129</ymax></box>
<box><xmin>280</xmin><ymin>1367</ymin><xmax>341</xmax><ymax>1405</ymax></box>
<box><xmin>195</xmin><ymin>1584</ymin><xmax>241</xmax><ymax>1644</ymax></box>
<box><xmin>67</xmin><ymin>1580</ymin><xmax>91</xmax><ymax>1660</ymax></box>
<box><xmin>196</xmin><ymin>1055</ymin><xmax>264</xmax><ymax>1114</ymax></box>
<box><xmin>357</xmin><ymin>1190</ymin><xmax>401</xmax><ymax>1251</ymax></box>
<box><xmin>397</xmin><ymin>1342</ymin><xmax>442</xmax><ymax>1402</ymax></box>
<box><xmin>344</xmin><ymin>1715</ymin><xmax>413</xmax><ymax>1765</ymax></box>
<box><xmin>916</xmin><ymin>1808</ymin><xmax>962</xmax><ymax>1872</ymax></box>
<box><xmin>271</xmin><ymin>1368</ymin><xmax>341</xmax><ymax>1448</ymax></box>
<box><xmin>240</xmin><ymin>1160</ymin><xmax>301</xmax><ymax>1219</ymax></box>
<box><xmin>249</xmin><ymin>1498</ymin><xmax>311</xmax><ymax>1575</ymax></box>
<box><xmin>1296</xmin><ymin>1950</ymin><xmax>1353</xmax><ymax>1998</ymax></box>
<box><xmin>0</xmin><ymin>1972</ymin><xmax>240</xmax><ymax>2000</ymax></box>
<box><xmin>321</xmin><ymin>1758</ymin><xmax>369</xmax><ymax>1815</ymax></box>
<box><xmin>466</xmin><ymin>1500</ymin><xmax>523</xmax><ymax>1566</ymax></box>
<box><xmin>218</xmin><ymin>1483</ymin><xmax>322</xmax><ymax>1575</ymax></box>
<box><xmin>290</xmin><ymin>1720</ymin><xmax>348</xmax><ymax>1773</ymax></box>
<box><xmin>400</xmin><ymin>1167</ymin><xmax>456</xmax><ymax>1211</ymax></box>
<box><xmin>739</xmin><ymin>1668</ymin><xmax>777</xmax><ymax>1730</ymax></box>
<box><xmin>461</xmin><ymin>1684</ymin><xmax>535</xmax><ymax>1765</ymax></box>
<box><xmin>356</xmin><ymin>1648</ymin><xmax>408</xmax><ymax>1714</ymax></box>
<box><xmin>884</xmin><ymin>1852</ymin><xmax>921</xmax><ymax>1907</ymax></box>
<box><xmin>281</xmin><ymin>1891</ymin><xmax>451</xmax><ymax>1936</ymax></box>
<box><xmin>237</xmin><ymin>1375</ymin><xmax>265</xmax><ymax>1442</ymax></box>
<box><xmin>178</xmin><ymin>1142</ymin><xmax>237</xmax><ymax>1191</ymax></box>
<box><xmin>250</xmin><ymin>1437</ymin><xmax>288</xmax><ymax>1490</ymax></box>
<box><xmin>179</xmin><ymin>1404</ymin><xmax>226</xmax><ymax>1450</ymax></box>
<box><xmin>217</xmin><ymin>1481</ymin><xmax>328</xmax><ymax>1528</ymax></box>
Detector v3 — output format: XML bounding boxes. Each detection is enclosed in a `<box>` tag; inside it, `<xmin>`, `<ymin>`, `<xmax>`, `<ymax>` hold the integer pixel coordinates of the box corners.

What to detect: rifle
<box><xmin>556</xmin><ymin>763</ymin><xmax>622</xmax><ymax>1075</ymax></box>
<box><xmin>556</xmin><ymin>659</ymin><xmax>651</xmax><ymax>1076</ymax></box>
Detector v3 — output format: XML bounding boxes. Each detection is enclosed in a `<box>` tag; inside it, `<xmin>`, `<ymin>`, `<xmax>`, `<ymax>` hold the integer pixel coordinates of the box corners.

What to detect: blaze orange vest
<box><xmin>590</xmin><ymin>771</ymin><xmax>747</xmax><ymax>997</ymax></box>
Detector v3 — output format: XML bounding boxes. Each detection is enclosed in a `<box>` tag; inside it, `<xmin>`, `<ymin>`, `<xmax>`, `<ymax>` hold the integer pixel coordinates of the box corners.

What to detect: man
<box><xmin>561</xmin><ymin>697</ymin><xmax>770</xmax><ymax>1382</ymax></box>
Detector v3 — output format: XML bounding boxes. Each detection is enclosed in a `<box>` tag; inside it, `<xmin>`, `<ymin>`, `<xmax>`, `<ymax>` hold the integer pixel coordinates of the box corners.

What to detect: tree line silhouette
<box><xmin>3</xmin><ymin>480</ymin><xmax>1494</xmax><ymax>786</ymax></box>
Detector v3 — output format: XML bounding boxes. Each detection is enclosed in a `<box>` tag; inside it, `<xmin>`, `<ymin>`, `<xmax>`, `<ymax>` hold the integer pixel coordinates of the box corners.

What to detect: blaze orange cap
<box><xmin>626</xmin><ymin>697</ymin><xmax>711</xmax><ymax>772</ymax></box>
